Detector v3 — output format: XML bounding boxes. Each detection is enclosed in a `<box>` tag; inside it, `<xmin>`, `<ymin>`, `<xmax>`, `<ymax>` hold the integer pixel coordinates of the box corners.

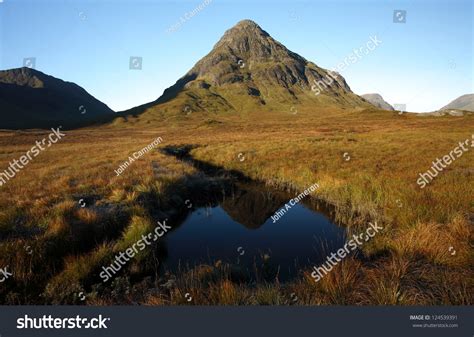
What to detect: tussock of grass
<box><xmin>390</xmin><ymin>214</ymin><xmax>471</xmax><ymax>267</ymax></box>
<box><xmin>44</xmin><ymin>244</ymin><xmax>112</xmax><ymax>304</ymax></box>
<box><xmin>114</xmin><ymin>215</ymin><xmax>154</xmax><ymax>253</ymax></box>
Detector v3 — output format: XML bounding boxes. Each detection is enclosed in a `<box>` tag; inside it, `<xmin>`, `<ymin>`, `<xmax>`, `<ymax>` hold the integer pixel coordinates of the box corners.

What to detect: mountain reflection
<box><xmin>220</xmin><ymin>182</ymin><xmax>289</xmax><ymax>229</ymax></box>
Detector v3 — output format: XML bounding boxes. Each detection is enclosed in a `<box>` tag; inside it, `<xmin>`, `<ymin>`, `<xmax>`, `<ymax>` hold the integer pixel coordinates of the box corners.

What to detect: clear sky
<box><xmin>0</xmin><ymin>0</ymin><xmax>472</xmax><ymax>112</ymax></box>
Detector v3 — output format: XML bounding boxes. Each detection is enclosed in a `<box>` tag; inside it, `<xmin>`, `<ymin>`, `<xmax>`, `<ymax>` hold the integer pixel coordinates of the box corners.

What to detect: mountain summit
<box><xmin>125</xmin><ymin>19</ymin><xmax>370</xmax><ymax>119</ymax></box>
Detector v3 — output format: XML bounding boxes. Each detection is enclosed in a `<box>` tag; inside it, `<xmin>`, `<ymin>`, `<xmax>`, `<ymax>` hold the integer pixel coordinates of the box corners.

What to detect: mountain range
<box><xmin>0</xmin><ymin>20</ymin><xmax>471</xmax><ymax>130</ymax></box>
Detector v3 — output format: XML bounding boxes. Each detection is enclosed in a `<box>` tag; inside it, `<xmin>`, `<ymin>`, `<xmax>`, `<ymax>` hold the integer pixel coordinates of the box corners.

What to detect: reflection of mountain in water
<box><xmin>220</xmin><ymin>183</ymin><xmax>288</xmax><ymax>229</ymax></box>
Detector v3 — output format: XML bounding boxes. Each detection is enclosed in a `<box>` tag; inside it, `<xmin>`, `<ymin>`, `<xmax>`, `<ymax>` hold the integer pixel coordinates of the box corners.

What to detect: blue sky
<box><xmin>0</xmin><ymin>0</ymin><xmax>472</xmax><ymax>112</ymax></box>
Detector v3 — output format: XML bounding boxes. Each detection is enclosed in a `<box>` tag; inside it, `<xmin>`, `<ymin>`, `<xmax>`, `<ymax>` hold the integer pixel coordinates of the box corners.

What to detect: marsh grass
<box><xmin>0</xmin><ymin>108</ymin><xmax>472</xmax><ymax>304</ymax></box>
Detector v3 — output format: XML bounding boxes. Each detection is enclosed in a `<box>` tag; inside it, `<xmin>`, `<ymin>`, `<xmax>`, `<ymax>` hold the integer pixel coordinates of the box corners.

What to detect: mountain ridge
<box><xmin>0</xmin><ymin>67</ymin><xmax>115</xmax><ymax>129</ymax></box>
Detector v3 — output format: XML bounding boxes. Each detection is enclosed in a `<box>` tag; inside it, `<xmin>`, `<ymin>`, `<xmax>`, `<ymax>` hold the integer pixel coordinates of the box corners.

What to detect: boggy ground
<box><xmin>0</xmin><ymin>107</ymin><xmax>472</xmax><ymax>305</ymax></box>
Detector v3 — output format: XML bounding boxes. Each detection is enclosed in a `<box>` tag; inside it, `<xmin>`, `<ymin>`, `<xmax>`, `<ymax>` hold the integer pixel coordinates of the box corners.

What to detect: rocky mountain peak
<box><xmin>134</xmin><ymin>20</ymin><xmax>370</xmax><ymax>118</ymax></box>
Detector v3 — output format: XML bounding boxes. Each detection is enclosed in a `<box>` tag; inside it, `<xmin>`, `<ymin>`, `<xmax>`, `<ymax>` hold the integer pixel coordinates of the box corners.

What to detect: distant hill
<box><xmin>440</xmin><ymin>94</ymin><xmax>474</xmax><ymax>112</ymax></box>
<box><xmin>121</xmin><ymin>19</ymin><xmax>372</xmax><ymax>121</ymax></box>
<box><xmin>361</xmin><ymin>93</ymin><xmax>394</xmax><ymax>110</ymax></box>
<box><xmin>0</xmin><ymin>67</ymin><xmax>114</xmax><ymax>129</ymax></box>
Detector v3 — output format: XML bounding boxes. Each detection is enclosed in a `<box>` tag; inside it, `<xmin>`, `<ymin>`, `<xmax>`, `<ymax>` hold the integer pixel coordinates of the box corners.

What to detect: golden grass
<box><xmin>0</xmin><ymin>107</ymin><xmax>472</xmax><ymax>304</ymax></box>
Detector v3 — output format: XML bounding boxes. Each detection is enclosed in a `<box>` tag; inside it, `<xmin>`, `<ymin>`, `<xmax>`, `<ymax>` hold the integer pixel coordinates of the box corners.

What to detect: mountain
<box><xmin>361</xmin><ymin>93</ymin><xmax>394</xmax><ymax>110</ymax></box>
<box><xmin>122</xmin><ymin>20</ymin><xmax>371</xmax><ymax>120</ymax></box>
<box><xmin>0</xmin><ymin>67</ymin><xmax>114</xmax><ymax>129</ymax></box>
<box><xmin>440</xmin><ymin>94</ymin><xmax>474</xmax><ymax>112</ymax></box>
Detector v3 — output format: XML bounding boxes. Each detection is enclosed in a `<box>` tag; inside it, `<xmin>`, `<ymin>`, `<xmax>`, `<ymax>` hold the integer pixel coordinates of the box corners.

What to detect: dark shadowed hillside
<box><xmin>0</xmin><ymin>67</ymin><xmax>115</xmax><ymax>129</ymax></box>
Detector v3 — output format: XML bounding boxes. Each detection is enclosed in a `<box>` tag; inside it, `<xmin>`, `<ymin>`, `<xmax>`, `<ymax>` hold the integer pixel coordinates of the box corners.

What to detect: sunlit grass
<box><xmin>0</xmin><ymin>107</ymin><xmax>472</xmax><ymax>304</ymax></box>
